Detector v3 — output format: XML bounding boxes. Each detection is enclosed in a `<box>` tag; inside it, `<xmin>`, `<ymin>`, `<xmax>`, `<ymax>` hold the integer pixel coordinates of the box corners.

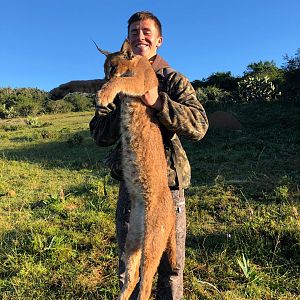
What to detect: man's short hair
<box><xmin>127</xmin><ymin>11</ymin><xmax>162</xmax><ymax>36</ymax></box>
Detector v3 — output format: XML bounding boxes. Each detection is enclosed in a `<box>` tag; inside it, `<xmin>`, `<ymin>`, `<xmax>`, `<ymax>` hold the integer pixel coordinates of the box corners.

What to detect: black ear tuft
<box><xmin>120</xmin><ymin>39</ymin><xmax>134</xmax><ymax>60</ymax></box>
<box><xmin>92</xmin><ymin>40</ymin><xmax>111</xmax><ymax>56</ymax></box>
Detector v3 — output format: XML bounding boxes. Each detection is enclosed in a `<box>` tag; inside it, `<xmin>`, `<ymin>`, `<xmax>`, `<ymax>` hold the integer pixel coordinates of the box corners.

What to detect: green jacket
<box><xmin>89</xmin><ymin>54</ymin><xmax>209</xmax><ymax>189</ymax></box>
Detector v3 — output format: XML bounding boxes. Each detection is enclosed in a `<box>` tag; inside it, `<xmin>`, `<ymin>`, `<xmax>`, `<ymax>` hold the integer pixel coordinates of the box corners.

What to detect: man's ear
<box><xmin>156</xmin><ymin>36</ymin><xmax>163</xmax><ymax>49</ymax></box>
<box><xmin>120</xmin><ymin>39</ymin><xmax>134</xmax><ymax>60</ymax></box>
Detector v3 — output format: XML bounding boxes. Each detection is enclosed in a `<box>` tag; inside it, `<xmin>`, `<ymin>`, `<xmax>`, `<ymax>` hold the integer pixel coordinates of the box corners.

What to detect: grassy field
<box><xmin>0</xmin><ymin>100</ymin><xmax>299</xmax><ymax>299</ymax></box>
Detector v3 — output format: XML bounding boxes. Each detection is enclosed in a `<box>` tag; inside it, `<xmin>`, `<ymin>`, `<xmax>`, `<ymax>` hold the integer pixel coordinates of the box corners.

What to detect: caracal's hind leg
<box><xmin>118</xmin><ymin>246</ymin><xmax>142</xmax><ymax>300</ymax></box>
<box><xmin>166</xmin><ymin>223</ymin><xmax>177</xmax><ymax>269</ymax></box>
<box><xmin>138</xmin><ymin>227</ymin><xmax>171</xmax><ymax>299</ymax></box>
<box><xmin>119</xmin><ymin>200</ymin><xmax>145</xmax><ymax>300</ymax></box>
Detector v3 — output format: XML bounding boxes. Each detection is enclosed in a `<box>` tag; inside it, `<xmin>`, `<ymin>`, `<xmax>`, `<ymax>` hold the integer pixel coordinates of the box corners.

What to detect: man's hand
<box><xmin>119</xmin><ymin>87</ymin><xmax>163</xmax><ymax>111</ymax></box>
<box><xmin>141</xmin><ymin>86</ymin><xmax>163</xmax><ymax>111</ymax></box>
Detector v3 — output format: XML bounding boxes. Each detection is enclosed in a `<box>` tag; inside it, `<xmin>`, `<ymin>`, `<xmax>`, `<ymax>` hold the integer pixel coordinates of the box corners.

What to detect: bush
<box><xmin>45</xmin><ymin>93</ymin><xmax>94</xmax><ymax>114</ymax></box>
<box><xmin>243</xmin><ymin>60</ymin><xmax>283</xmax><ymax>82</ymax></box>
<box><xmin>66</xmin><ymin>133</ymin><xmax>84</xmax><ymax>146</ymax></box>
<box><xmin>0</xmin><ymin>88</ymin><xmax>47</xmax><ymax>118</ymax></box>
<box><xmin>63</xmin><ymin>93</ymin><xmax>94</xmax><ymax>112</ymax></box>
<box><xmin>25</xmin><ymin>116</ymin><xmax>42</xmax><ymax>128</ymax></box>
<box><xmin>1</xmin><ymin>124</ymin><xmax>22</xmax><ymax>131</ymax></box>
<box><xmin>192</xmin><ymin>72</ymin><xmax>240</xmax><ymax>93</ymax></box>
<box><xmin>196</xmin><ymin>86</ymin><xmax>235</xmax><ymax>105</ymax></box>
<box><xmin>238</xmin><ymin>76</ymin><xmax>277</xmax><ymax>102</ymax></box>
<box><xmin>0</xmin><ymin>104</ymin><xmax>17</xmax><ymax>119</ymax></box>
<box><xmin>282</xmin><ymin>49</ymin><xmax>300</xmax><ymax>100</ymax></box>
<box><xmin>195</xmin><ymin>88</ymin><xmax>208</xmax><ymax>104</ymax></box>
<box><xmin>15</xmin><ymin>97</ymin><xmax>43</xmax><ymax>116</ymax></box>
<box><xmin>46</xmin><ymin>100</ymin><xmax>75</xmax><ymax>114</ymax></box>
<box><xmin>0</xmin><ymin>88</ymin><xmax>95</xmax><ymax>118</ymax></box>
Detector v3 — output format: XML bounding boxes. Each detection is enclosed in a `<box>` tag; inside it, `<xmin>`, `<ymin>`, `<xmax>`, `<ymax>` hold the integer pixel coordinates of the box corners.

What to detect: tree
<box><xmin>282</xmin><ymin>48</ymin><xmax>300</xmax><ymax>99</ymax></box>
<box><xmin>243</xmin><ymin>60</ymin><xmax>285</xmax><ymax>96</ymax></box>
<box><xmin>206</xmin><ymin>72</ymin><xmax>239</xmax><ymax>92</ymax></box>
<box><xmin>282</xmin><ymin>48</ymin><xmax>300</xmax><ymax>71</ymax></box>
<box><xmin>192</xmin><ymin>71</ymin><xmax>239</xmax><ymax>92</ymax></box>
<box><xmin>244</xmin><ymin>60</ymin><xmax>283</xmax><ymax>82</ymax></box>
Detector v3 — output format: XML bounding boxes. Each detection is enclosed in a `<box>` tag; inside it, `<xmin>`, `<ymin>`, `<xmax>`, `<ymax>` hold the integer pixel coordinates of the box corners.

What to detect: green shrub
<box><xmin>0</xmin><ymin>88</ymin><xmax>47</xmax><ymax>118</ymax></box>
<box><xmin>15</xmin><ymin>97</ymin><xmax>43</xmax><ymax>116</ymax></box>
<box><xmin>192</xmin><ymin>71</ymin><xmax>239</xmax><ymax>93</ymax></box>
<box><xmin>45</xmin><ymin>93</ymin><xmax>94</xmax><ymax>114</ymax></box>
<box><xmin>238</xmin><ymin>76</ymin><xmax>277</xmax><ymax>102</ymax></box>
<box><xmin>1</xmin><ymin>124</ymin><xmax>22</xmax><ymax>131</ymax></box>
<box><xmin>40</xmin><ymin>130</ymin><xmax>55</xmax><ymax>139</ymax></box>
<box><xmin>195</xmin><ymin>88</ymin><xmax>208</xmax><ymax>104</ymax></box>
<box><xmin>46</xmin><ymin>100</ymin><xmax>75</xmax><ymax>114</ymax></box>
<box><xmin>25</xmin><ymin>116</ymin><xmax>42</xmax><ymax>128</ymax></box>
<box><xmin>63</xmin><ymin>93</ymin><xmax>94</xmax><ymax>112</ymax></box>
<box><xmin>0</xmin><ymin>104</ymin><xmax>17</xmax><ymax>119</ymax></box>
<box><xmin>66</xmin><ymin>133</ymin><xmax>84</xmax><ymax>146</ymax></box>
<box><xmin>282</xmin><ymin>49</ymin><xmax>300</xmax><ymax>100</ymax></box>
<box><xmin>243</xmin><ymin>60</ymin><xmax>283</xmax><ymax>82</ymax></box>
<box><xmin>196</xmin><ymin>86</ymin><xmax>235</xmax><ymax>104</ymax></box>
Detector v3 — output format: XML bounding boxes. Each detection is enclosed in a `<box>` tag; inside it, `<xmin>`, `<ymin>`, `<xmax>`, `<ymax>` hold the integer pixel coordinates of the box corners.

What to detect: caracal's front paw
<box><xmin>96</xmin><ymin>83</ymin><xmax>116</xmax><ymax>107</ymax></box>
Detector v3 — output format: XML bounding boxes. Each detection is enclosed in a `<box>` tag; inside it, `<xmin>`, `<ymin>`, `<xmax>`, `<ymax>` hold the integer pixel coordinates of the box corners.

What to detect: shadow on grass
<box><xmin>183</xmin><ymin>115</ymin><xmax>300</xmax><ymax>202</ymax></box>
<box><xmin>186</xmin><ymin>226</ymin><xmax>300</xmax><ymax>276</ymax></box>
<box><xmin>1</xmin><ymin>129</ymin><xmax>112</xmax><ymax>171</ymax></box>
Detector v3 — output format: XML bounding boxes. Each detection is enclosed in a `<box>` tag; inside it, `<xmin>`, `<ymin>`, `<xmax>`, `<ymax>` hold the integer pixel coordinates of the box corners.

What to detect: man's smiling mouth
<box><xmin>135</xmin><ymin>44</ymin><xmax>149</xmax><ymax>49</ymax></box>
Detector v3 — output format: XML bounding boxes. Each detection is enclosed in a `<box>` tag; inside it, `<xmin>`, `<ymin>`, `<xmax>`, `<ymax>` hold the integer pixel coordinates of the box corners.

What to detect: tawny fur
<box><xmin>96</xmin><ymin>40</ymin><xmax>176</xmax><ymax>300</ymax></box>
<box><xmin>49</xmin><ymin>79</ymin><xmax>105</xmax><ymax>100</ymax></box>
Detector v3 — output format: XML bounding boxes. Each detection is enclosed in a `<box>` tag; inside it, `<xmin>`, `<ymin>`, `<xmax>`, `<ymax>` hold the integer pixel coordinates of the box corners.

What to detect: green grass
<box><xmin>0</xmin><ymin>101</ymin><xmax>299</xmax><ymax>299</ymax></box>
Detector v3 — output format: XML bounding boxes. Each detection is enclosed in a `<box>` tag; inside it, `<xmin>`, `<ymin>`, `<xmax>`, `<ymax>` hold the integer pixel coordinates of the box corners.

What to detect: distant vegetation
<box><xmin>0</xmin><ymin>48</ymin><xmax>299</xmax><ymax>119</ymax></box>
<box><xmin>192</xmin><ymin>48</ymin><xmax>300</xmax><ymax>106</ymax></box>
<box><xmin>0</xmin><ymin>48</ymin><xmax>299</xmax><ymax>299</ymax></box>
<box><xmin>0</xmin><ymin>89</ymin><xmax>95</xmax><ymax>119</ymax></box>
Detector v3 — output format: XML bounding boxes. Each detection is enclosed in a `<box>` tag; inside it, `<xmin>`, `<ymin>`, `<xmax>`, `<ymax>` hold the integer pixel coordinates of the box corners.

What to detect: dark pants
<box><xmin>116</xmin><ymin>182</ymin><xmax>186</xmax><ymax>300</ymax></box>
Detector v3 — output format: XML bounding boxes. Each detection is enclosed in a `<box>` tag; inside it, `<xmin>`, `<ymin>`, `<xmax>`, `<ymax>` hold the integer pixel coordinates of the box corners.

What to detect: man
<box><xmin>50</xmin><ymin>11</ymin><xmax>208</xmax><ymax>300</ymax></box>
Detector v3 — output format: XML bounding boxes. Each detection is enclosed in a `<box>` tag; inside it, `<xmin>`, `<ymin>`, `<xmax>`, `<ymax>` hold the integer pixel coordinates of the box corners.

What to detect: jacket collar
<box><xmin>150</xmin><ymin>54</ymin><xmax>170</xmax><ymax>72</ymax></box>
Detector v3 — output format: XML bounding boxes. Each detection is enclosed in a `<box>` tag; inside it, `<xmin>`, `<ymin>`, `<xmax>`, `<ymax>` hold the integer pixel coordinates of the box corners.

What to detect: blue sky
<box><xmin>1</xmin><ymin>0</ymin><xmax>299</xmax><ymax>91</ymax></box>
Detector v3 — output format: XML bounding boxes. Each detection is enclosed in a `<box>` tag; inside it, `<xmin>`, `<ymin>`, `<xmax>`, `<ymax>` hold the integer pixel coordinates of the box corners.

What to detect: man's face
<box><xmin>128</xmin><ymin>19</ymin><xmax>163</xmax><ymax>60</ymax></box>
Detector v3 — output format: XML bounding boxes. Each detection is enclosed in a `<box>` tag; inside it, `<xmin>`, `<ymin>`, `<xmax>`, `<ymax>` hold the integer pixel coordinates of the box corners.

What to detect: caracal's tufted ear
<box><xmin>92</xmin><ymin>40</ymin><xmax>111</xmax><ymax>56</ymax></box>
<box><xmin>120</xmin><ymin>39</ymin><xmax>134</xmax><ymax>60</ymax></box>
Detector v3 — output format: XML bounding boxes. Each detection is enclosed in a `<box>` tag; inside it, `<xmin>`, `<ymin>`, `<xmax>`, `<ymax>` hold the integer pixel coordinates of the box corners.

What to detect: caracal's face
<box><xmin>128</xmin><ymin>19</ymin><xmax>163</xmax><ymax>60</ymax></box>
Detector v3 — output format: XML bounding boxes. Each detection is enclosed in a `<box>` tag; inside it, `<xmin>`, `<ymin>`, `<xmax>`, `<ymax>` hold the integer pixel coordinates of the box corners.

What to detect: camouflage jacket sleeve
<box><xmin>157</xmin><ymin>72</ymin><xmax>208</xmax><ymax>141</ymax></box>
<box><xmin>89</xmin><ymin>98</ymin><xmax>121</xmax><ymax>146</ymax></box>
